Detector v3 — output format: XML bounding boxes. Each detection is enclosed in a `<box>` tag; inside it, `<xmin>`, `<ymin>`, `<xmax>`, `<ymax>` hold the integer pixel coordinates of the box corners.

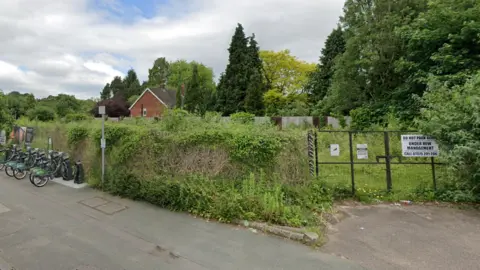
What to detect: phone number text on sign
<box><xmin>401</xmin><ymin>135</ymin><xmax>439</xmax><ymax>157</ymax></box>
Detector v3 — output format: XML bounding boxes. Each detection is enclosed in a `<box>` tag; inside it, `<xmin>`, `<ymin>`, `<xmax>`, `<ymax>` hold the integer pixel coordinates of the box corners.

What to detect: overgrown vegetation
<box><xmin>18</xmin><ymin>114</ymin><xmax>339</xmax><ymax>227</ymax></box>
<box><xmin>417</xmin><ymin>73</ymin><xmax>480</xmax><ymax>200</ymax></box>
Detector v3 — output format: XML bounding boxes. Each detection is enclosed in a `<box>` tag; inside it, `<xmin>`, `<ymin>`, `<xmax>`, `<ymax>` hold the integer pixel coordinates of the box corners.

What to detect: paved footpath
<box><xmin>0</xmin><ymin>175</ymin><xmax>365</xmax><ymax>270</ymax></box>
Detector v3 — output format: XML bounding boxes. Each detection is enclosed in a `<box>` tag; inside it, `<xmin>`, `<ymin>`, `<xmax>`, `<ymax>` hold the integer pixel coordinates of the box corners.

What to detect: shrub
<box><xmin>23</xmin><ymin>117</ymin><xmax>316</xmax><ymax>227</ymax></box>
<box><xmin>230</xmin><ymin>112</ymin><xmax>255</xmax><ymax>124</ymax></box>
<box><xmin>65</xmin><ymin>113</ymin><xmax>89</xmax><ymax>123</ymax></box>
<box><xmin>91</xmin><ymin>95</ymin><xmax>130</xmax><ymax>117</ymax></box>
<box><xmin>418</xmin><ymin>73</ymin><xmax>480</xmax><ymax>197</ymax></box>
<box><xmin>26</xmin><ymin>106</ymin><xmax>56</xmax><ymax>122</ymax></box>
<box><xmin>350</xmin><ymin>105</ymin><xmax>384</xmax><ymax>130</ymax></box>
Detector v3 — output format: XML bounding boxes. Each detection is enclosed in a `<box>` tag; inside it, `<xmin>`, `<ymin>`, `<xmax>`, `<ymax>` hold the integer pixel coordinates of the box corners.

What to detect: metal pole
<box><xmin>384</xmin><ymin>131</ymin><xmax>393</xmax><ymax>192</ymax></box>
<box><xmin>101</xmin><ymin>113</ymin><xmax>105</xmax><ymax>186</ymax></box>
<box><xmin>348</xmin><ymin>131</ymin><xmax>355</xmax><ymax>195</ymax></box>
<box><xmin>431</xmin><ymin>157</ymin><xmax>437</xmax><ymax>191</ymax></box>
<box><xmin>314</xmin><ymin>131</ymin><xmax>319</xmax><ymax>177</ymax></box>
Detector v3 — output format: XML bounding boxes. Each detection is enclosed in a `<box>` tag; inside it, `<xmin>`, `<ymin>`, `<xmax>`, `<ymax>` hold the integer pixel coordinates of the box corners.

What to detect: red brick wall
<box><xmin>130</xmin><ymin>90</ymin><xmax>166</xmax><ymax>117</ymax></box>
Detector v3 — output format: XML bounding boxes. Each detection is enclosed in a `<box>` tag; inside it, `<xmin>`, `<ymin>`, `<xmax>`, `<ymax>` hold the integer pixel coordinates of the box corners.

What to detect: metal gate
<box><xmin>307</xmin><ymin>130</ymin><xmax>444</xmax><ymax>194</ymax></box>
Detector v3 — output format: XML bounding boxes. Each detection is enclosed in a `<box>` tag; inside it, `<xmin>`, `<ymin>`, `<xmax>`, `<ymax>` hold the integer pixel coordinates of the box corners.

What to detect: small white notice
<box><xmin>0</xmin><ymin>130</ymin><xmax>5</xmax><ymax>145</ymax></box>
<box><xmin>357</xmin><ymin>144</ymin><xmax>368</xmax><ymax>159</ymax></box>
<box><xmin>401</xmin><ymin>135</ymin><xmax>439</xmax><ymax>157</ymax></box>
<box><xmin>98</xmin><ymin>106</ymin><xmax>106</xmax><ymax>115</ymax></box>
<box><xmin>100</xmin><ymin>138</ymin><xmax>106</xmax><ymax>149</ymax></box>
<box><xmin>330</xmin><ymin>144</ymin><xmax>340</xmax><ymax>156</ymax></box>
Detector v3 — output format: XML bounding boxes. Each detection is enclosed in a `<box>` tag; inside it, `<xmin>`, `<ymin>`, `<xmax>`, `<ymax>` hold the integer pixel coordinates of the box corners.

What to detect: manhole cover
<box><xmin>79</xmin><ymin>197</ymin><xmax>109</xmax><ymax>208</ymax></box>
<box><xmin>95</xmin><ymin>202</ymin><xmax>127</xmax><ymax>215</ymax></box>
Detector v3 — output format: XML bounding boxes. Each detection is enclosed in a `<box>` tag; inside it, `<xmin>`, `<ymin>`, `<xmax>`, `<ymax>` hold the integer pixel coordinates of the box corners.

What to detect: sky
<box><xmin>0</xmin><ymin>0</ymin><xmax>344</xmax><ymax>100</ymax></box>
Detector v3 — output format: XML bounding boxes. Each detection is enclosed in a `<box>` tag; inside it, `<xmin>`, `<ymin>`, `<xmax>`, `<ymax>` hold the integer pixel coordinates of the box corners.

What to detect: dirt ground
<box><xmin>321</xmin><ymin>203</ymin><xmax>480</xmax><ymax>270</ymax></box>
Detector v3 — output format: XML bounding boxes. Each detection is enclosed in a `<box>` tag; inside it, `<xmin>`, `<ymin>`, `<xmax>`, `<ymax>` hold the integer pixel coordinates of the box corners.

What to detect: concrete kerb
<box><xmin>233</xmin><ymin>220</ymin><xmax>320</xmax><ymax>245</ymax></box>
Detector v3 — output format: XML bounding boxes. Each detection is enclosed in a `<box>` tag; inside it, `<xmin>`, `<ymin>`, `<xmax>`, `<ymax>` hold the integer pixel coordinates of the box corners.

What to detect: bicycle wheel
<box><xmin>31</xmin><ymin>175</ymin><xmax>49</xmax><ymax>187</ymax></box>
<box><xmin>5</xmin><ymin>166</ymin><xmax>15</xmax><ymax>177</ymax></box>
<box><xmin>61</xmin><ymin>161</ymin><xmax>75</xmax><ymax>180</ymax></box>
<box><xmin>29</xmin><ymin>172</ymin><xmax>35</xmax><ymax>184</ymax></box>
<box><xmin>13</xmin><ymin>168</ymin><xmax>27</xmax><ymax>180</ymax></box>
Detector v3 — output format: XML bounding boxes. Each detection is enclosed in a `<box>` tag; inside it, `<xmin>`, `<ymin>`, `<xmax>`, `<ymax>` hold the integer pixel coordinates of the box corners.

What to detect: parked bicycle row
<box><xmin>0</xmin><ymin>144</ymin><xmax>80</xmax><ymax>187</ymax></box>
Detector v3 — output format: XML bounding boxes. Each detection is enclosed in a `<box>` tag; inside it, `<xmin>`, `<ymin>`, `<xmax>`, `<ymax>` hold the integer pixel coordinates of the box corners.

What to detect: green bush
<box><xmin>0</xmin><ymin>92</ymin><xmax>14</xmax><ymax>132</ymax></box>
<box><xmin>418</xmin><ymin>73</ymin><xmax>480</xmax><ymax>197</ymax></box>
<box><xmin>350</xmin><ymin>105</ymin><xmax>384</xmax><ymax>130</ymax></box>
<box><xmin>19</xmin><ymin>117</ymin><xmax>317</xmax><ymax>227</ymax></box>
<box><xmin>26</xmin><ymin>106</ymin><xmax>56</xmax><ymax>122</ymax></box>
<box><xmin>65</xmin><ymin>113</ymin><xmax>89</xmax><ymax>123</ymax></box>
<box><xmin>230</xmin><ymin>112</ymin><xmax>255</xmax><ymax>124</ymax></box>
<box><xmin>101</xmin><ymin>170</ymin><xmax>329</xmax><ymax>227</ymax></box>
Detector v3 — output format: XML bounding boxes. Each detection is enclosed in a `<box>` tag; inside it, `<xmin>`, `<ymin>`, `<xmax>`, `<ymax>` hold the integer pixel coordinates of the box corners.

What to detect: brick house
<box><xmin>129</xmin><ymin>87</ymin><xmax>177</xmax><ymax>117</ymax></box>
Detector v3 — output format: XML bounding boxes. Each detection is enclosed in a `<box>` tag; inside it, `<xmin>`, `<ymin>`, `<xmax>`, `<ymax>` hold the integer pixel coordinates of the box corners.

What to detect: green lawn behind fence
<box><xmin>316</xmin><ymin>131</ymin><xmax>448</xmax><ymax>201</ymax></box>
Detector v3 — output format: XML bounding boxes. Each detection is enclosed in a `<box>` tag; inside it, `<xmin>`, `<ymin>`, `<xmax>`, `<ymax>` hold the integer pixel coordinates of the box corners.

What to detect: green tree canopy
<box><xmin>305</xmin><ymin>26</ymin><xmax>345</xmax><ymax>105</ymax></box>
<box><xmin>216</xmin><ymin>23</ymin><xmax>250</xmax><ymax>115</ymax></box>
<box><xmin>147</xmin><ymin>57</ymin><xmax>170</xmax><ymax>88</ymax></box>
<box><xmin>259</xmin><ymin>49</ymin><xmax>315</xmax><ymax>95</ymax></box>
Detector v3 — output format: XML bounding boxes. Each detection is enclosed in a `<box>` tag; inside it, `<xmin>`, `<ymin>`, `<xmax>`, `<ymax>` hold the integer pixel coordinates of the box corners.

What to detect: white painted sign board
<box><xmin>330</xmin><ymin>144</ymin><xmax>340</xmax><ymax>156</ymax></box>
<box><xmin>0</xmin><ymin>130</ymin><xmax>5</xmax><ymax>145</ymax></box>
<box><xmin>357</xmin><ymin>144</ymin><xmax>368</xmax><ymax>159</ymax></box>
<box><xmin>401</xmin><ymin>135</ymin><xmax>439</xmax><ymax>157</ymax></box>
<box><xmin>100</xmin><ymin>138</ymin><xmax>106</xmax><ymax>149</ymax></box>
<box><xmin>99</xmin><ymin>106</ymin><xmax>106</xmax><ymax>115</ymax></box>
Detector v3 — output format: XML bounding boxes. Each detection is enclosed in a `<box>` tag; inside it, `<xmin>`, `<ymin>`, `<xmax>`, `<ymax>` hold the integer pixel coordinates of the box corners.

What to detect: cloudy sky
<box><xmin>0</xmin><ymin>0</ymin><xmax>344</xmax><ymax>100</ymax></box>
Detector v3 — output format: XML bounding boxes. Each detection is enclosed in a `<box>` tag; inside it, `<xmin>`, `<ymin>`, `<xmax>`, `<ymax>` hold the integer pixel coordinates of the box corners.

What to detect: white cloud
<box><xmin>0</xmin><ymin>0</ymin><xmax>344</xmax><ymax>99</ymax></box>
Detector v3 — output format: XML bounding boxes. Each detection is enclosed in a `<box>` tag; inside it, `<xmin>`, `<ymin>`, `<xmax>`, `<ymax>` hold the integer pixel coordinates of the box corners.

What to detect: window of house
<box><xmin>142</xmin><ymin>108</ymin><xmax>147</xmax><ymax>117</ymax></box>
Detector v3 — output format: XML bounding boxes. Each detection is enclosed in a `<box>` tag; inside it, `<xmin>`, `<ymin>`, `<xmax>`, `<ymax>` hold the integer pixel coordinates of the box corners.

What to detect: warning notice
<box><xmin>401</xmin><ymin>135</ymin><xmax>439</xmax><ymax>157</ymax></box>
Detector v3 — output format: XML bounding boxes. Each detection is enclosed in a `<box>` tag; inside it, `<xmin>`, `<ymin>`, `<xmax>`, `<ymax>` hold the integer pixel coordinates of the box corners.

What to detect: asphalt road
<box><xmin>0</xmin><ymin>174</ymin><xmax>364</xmax><ymax>270</ymax></box>
<box><xmin>322</xmin><ymin>203</ymin><xmax>480</xmax><ymax>270</ymax></box>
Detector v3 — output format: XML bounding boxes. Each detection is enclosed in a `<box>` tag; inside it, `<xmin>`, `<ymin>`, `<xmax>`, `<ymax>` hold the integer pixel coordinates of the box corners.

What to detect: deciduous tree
<box><xmin>259</xmin><ymin>49</ymin><xmax>315</xmax><ymax>95</ymax></box>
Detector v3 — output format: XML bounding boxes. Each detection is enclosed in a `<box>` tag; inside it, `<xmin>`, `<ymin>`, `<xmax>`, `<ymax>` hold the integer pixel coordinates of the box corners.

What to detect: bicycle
<box><xmin>13</xmin><ymin>148</ymin><xmax>42</xmax><ymax>180</ymax></box>
<box><xmin>29</xmin><ymin>158</ymin><xmax>54</xmax><ymax>187</ymax></box>
<box><xmin>4</xmin><ymin>146</ymin><xmax>28</xmax><ymax>177</ymax></box>
<box><xmin>0</xmin><ymin>144</ymin><xmax>18</xmax><ymax>171</ymax></box>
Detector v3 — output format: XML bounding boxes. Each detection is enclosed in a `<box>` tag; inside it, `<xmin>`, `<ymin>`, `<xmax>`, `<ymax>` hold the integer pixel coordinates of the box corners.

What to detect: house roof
<box><xmin>128</xmin><ymin>87</ymin><xmax>177</xmax><ymax>110</ymax></box>
<box><xmin>150</xmin><ymin>87</ymin><xmax>177</xmax><ymax>108</ymax></box>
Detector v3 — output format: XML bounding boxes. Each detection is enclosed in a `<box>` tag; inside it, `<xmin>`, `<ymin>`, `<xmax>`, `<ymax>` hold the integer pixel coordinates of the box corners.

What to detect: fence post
<box><xmin>314</xmin><ymin>131</ymin><xmax>319</xmax><ymax>177</ymax></box>
<box><xmin>431</xmin><ymin>157</ymin><xmax>437</xmax><ymax>191</ymax></box>
<box><xmin>348</xmin><ymin>131</ymin><xmax>355</xmax><ymax>195</ymax></box>
<box><xmin>384</xmin><ymin>131</ymin><xmax>393</xmax><ymax>192</ymax></box>
<box><xmin>307</xmin><ymin>131</ymin><xmax>315</xmax><ymax>177</ymax></box>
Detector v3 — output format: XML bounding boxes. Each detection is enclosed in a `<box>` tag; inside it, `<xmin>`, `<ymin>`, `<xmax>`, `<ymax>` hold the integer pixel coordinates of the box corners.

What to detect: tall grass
<box><xmin>316</xmin><ymin>131</ymin><xmax>449</xmax><ymax>201</ymax></box>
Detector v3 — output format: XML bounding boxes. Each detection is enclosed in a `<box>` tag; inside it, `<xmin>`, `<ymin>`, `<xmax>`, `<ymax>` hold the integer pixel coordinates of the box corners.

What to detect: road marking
<box><xmin>0</xmin><ymin>203</ymin><xmax>10</xmax><ymax>214</ymax></box>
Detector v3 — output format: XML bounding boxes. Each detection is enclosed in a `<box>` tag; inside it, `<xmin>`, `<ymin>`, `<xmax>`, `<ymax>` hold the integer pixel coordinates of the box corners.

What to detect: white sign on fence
<box><xmin>330</xmin><ymin>144</ymin><xmax>340</xmax><ymax>157</ymax></box>
<box><xmin>0</xmin><ymin>130</ymin><xmax>5</xmax><ymax>145</ymax></box>
<box><xmin>401</xmin><ymin>135</ymin><xmax>439</xmax><ymax>157</ymax></box>
<box><xmin>357</xmin><ymin>144</ymin><xmax>368</xmax><ymax>159</ymax></box>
